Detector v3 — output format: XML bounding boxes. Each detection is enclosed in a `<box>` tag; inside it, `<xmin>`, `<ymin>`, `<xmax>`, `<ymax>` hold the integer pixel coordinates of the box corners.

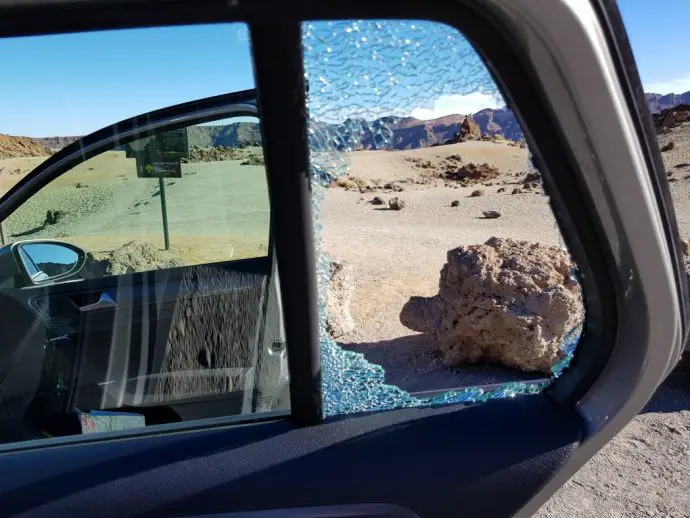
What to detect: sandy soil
<box><xmin>1</xmin><ymin>151</ymin><xmax>270</xmax><ymax>264</ymax></box>
<box><xmin>319</xmin><ymin>139</ymin><xmax>690</xmax><ymax>516</ymax></box>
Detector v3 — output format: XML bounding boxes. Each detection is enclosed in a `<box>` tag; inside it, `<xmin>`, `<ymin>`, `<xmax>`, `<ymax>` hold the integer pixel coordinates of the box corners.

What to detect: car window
<box><xmin>3</xmin><ymin>118</ymin><xmax>268</xmax><ymax>274</ymax></box>
<box><xmin>303</xmin><ymin>20</ymin><xmax>585</xmax><ymax>416</ymax></box>
<box><xmin>0</xmin><ymin>23</ymin><xmax>288</xmax><ymax>448</ymax></box>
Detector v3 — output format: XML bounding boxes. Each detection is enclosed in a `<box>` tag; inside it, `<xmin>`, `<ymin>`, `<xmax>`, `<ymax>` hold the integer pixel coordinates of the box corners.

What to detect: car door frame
<box><xmin>0</xmin><ymin>1</ymin><xmax>684</xmax><ymax>518</ymax></box>
<box><xmin>0</xmin><ymin>88</ymin><xmax>293</xmax><ymax>427</ymax></box>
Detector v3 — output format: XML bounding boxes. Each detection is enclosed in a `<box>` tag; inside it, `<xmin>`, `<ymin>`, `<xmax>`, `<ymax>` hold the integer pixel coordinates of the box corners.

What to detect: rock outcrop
<box><xmin>86</xmin><ymin>241</ymin><xmax>184</xmax><ymax>277</ymax></box>
<box><xmin>653</xmin><ymin>104</ymin><xmax>690</xmax><ymax>133</ymax></box>
<box><xmin>459</xmin><ymin>117</ymin><xmax>481</xmax><ymax>141</ymax></box>
<box><xmin>446</xmin><ymin>162</ymin><xmax>500</xmax><ymax>186</ymax></box>
<box><xmin>400</xmin><ymin>237</ymin><xmax>584</xmax><ymax>373</ymax></box>
<box><xmin>0</xmin><ymin>134</ymin><xmax>52</xmax><ymax>159</ymax></box>
<box><xmin>327</xmin><ymin>261</ymin><xmax>355</xmax><ymax>338</ymax></box>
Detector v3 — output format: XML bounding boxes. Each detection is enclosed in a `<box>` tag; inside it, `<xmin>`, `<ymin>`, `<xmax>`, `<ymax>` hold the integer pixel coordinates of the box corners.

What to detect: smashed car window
<box><xmin>303</xmin><ymin>20</ymin><xmax>585</xmax><ymax>416</ymax></box>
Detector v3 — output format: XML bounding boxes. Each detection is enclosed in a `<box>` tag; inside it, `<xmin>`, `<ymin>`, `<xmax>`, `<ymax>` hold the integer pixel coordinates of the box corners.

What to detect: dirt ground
<box><xmin>319</xmin><ymin>139</ymin><xmax>690</xmax><ymax>517</ymax></box>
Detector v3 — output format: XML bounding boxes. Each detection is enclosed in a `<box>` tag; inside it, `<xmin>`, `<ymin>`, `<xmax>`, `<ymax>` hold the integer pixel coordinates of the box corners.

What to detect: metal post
<box><xmin>159</xmin><ymin>177</ymin><xmax>170</xmax><ymax>250</ymax></box>
<box><xmin>0</xmin><ymin>170</ymin><xmax>6</xmax><ymax>246</ymax></box>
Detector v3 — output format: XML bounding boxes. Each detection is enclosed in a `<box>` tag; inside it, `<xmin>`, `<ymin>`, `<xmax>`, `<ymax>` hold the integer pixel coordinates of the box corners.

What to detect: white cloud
<box><xmin>645</xmin><ymin>76</ymin><xmax>690</xmax><ymax>95</ymax></box>
<box><xmin>409</xmin><ymin>92</ymin><xmax>504</xmax><ymax>120</ymax></box>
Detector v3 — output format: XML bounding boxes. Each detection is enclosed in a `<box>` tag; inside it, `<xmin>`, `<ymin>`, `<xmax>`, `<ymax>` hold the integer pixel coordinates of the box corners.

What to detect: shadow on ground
<box><xmin>642</xmin><ymin>354</ymin><xmax>690</xmax><ymax>414</ymax></box>
<box><xmin>341</xmin><ymin>336</ymin><xmax>690</xmax><ymax>411</ymax></box>
<box><xmin>339</xmin><ymin>334</ymin><xmax>543</xmax><ymax>395</ymax></box>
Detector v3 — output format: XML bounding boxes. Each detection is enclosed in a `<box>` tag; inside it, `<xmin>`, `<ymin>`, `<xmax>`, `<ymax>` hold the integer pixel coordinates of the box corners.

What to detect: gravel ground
<box><xmin>534</xmin><ymin>358</ymin><xmax>690</xmax><ymax>518</ymax></box>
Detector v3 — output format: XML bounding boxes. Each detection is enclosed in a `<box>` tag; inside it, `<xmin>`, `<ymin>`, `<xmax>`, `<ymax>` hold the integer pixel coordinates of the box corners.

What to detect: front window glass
<box><xmin>0</xmin><ymin>23</ymin><xmax>288</xmax><ymax>447</ymax></box>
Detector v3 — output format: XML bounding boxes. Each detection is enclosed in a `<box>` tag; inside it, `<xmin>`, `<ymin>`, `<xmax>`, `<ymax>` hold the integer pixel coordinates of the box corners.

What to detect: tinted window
<box><xmin>0</xmin><ymin>24</ymin><xmax>288</xmax><ymax>447</ymax></box>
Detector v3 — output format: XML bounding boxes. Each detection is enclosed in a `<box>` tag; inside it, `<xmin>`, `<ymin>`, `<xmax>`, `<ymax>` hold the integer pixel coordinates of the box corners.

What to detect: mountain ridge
<box><xmin>9</xmin><ymin>90</ymin><xmax>690</xmax><ymax>156</ymax></box>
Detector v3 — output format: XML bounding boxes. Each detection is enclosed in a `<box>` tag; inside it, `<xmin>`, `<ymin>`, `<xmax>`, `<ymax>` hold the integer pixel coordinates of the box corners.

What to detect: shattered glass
<box><xmin>303</xmin><ymin>20</ymin><xmax>584</xmax><ymax>417</ymax></box>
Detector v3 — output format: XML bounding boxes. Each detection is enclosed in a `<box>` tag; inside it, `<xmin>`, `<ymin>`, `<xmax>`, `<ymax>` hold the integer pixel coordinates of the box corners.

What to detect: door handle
<box><xmin>79</xmin><ymin>292</ymin><xmax>117</xmax><ymax>312</ymax></box>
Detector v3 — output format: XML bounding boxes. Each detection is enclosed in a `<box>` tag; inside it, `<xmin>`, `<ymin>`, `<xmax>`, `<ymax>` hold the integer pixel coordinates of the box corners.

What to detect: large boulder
<box><xmin>327</xmin><ymin>261</ymin><xmax>355</xmax><ymax>338</ymax></box>
<box><xmin>400</xmin><ymin>237</ymin><xmax>584</xmax><ymax>373</ymax></box>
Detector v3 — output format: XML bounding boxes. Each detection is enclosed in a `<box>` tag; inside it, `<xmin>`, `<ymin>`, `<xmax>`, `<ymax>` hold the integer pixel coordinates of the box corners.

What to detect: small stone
<box><xmin>384</xmin><ymin>182</ymin><xmax>404</xmax><ymax>192</ymax></box>
<box><xmin>511</xmin><ymin>188</ymin><xmax>523</xmax><ymax>195</ymax></box>
<box><xmin>470</xmin><ymin>189</ymin><xmax>486</xmax><ymax>197</ymax></box>
<box><xmin>389</xmin><ymin>197</ymin><xmax>406</xmax><ymax>210</ymax></box>
<box><xmin>669</xmin><ymin>177</ymin><xmax>678</xmax><ymax>183</ymax></box>
<box><xmin>497</xmin><ymin>187</ymin><xmax>506</xmax><ymax>193</ymax></box>
<box><xmin>523</xmin><ymin>172</ymin><xmax>540</xmax><ymax>184</ymax></box>
<box><xmin>451</xmin><ymin>200</ymin><xmax>460</xmax><ymax>207</ymax></box>
<box><xmin>661</xmin><ymin>141</ymin><xmax>675</xmax><ymax>152</ymax></box>
<box><xmin>371</xmin><ymin>196</ymin><xmax>385</xmax><ymax>205</ymax></box>
<box><xmin>681</xmin><ymin>240</ymin><xmax>690</xmax><ymax>257</ymax></box>
<box><xmin>482</xmin><ymin>211</ymin><xmax>501</xmax><ymax>219</ymax></box>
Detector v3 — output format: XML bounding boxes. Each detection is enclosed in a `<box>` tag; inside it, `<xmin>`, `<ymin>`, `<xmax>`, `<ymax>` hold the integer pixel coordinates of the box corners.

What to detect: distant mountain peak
<box><xmin>29</xmin><ymin>91</ymin><xmax>690</xmax><ymax>156</ymax></box>
<box><xmin>645</xmin><ymin>91</ymin><xmax>690</xmax><ymax>114</ymax></box>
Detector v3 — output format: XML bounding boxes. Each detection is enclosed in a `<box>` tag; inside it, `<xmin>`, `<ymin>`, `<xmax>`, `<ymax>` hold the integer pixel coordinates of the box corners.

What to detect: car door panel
<box><xmin>0</xmin><ymin>396</ymin><xmax>581</xmax><ymax>518</ymax></box>
<box><xmin>0</xmin><ymin>255</ymin><xmax>275</xmax><ymax>436</ymax></box>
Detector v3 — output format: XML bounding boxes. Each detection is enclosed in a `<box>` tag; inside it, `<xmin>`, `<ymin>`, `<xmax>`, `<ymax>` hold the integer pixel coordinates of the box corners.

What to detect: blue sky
<box><xmin>618</xmin><ymin>0</ymin><xmax>690</xmax><ymax>94</ymax></box>
<box><xmin>0</xmin><ymin>5</ymin><xmax>687</xmax><ymax>137</ymax></box>
<box><xmin>0</xmin><ymin>24</ymin><xmax>254</xmax><ymax>137</ymax></box>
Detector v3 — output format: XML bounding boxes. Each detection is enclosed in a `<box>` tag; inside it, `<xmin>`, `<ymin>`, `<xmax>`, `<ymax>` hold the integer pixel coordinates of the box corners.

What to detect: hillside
<box><xmin>312</xmin><ymin>109</ymin><xmax>522</xmax><ymax>151</ymax></box>
<box><xmin>0</xmin><ymin>134</ymin><xmax>52</xmax><ymax>159</ymax></box>
<box><xmin>186</xmin><ymin>123</ymin><xmax>262</xmax><ymax>148</ymax></box>
<box><xmin>36</xmin><ymin>136</ymin><xmax>81</xmax><ymax>151</ymax></box>
<box><xmin>646</xmin><ymin>91</ymin><xmax>690</xmax><ymax>113</ymax></box>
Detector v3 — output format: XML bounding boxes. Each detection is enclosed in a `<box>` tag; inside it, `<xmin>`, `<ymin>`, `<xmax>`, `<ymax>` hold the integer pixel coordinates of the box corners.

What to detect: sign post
<box><xmin>0</xmin><ymin>167</ymin><xmax>7</xmax><ymax>246</ymax></box>
<box><xmin>158</xmin><ymin>177</ymin><xmax>170</xmax><ymax>250</ymax></box>
<box><xmin>126</xmin><ymin>129</ymin><xmax>188</xmax><ymax>251</ymax></box>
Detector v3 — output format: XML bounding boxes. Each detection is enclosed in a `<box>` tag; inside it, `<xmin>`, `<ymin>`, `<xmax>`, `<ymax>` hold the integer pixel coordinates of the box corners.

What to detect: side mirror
<box><xmin>12</xmin><ymin>240</ymin><xmax>86</xmax><ymax>285</ymax></box>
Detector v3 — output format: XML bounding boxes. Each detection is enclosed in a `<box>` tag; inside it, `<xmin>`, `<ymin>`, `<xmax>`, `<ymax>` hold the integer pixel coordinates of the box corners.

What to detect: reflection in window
<box><xmin>304</xmin><ymin>20</ymin><xmax>584</xmax><ymax>416</ymax></box>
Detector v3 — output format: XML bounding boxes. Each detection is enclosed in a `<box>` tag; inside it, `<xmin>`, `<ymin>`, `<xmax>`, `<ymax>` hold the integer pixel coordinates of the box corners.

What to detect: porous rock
<box><xmin>399</xmin><ymin>237</ymin><xmax>584</xmax><ymax>373</ymax></box>
<box><xmin>327</xmin><ymin>261</ymin><xmax>355</xmax><ymax>338</ymax></box>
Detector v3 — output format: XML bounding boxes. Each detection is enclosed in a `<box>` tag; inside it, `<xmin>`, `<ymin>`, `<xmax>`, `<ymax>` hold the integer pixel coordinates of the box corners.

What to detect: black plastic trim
<box><xmin>250</xmin><ymin>22</ymin><xmax>323</xmax><ymax>426</ymax></box>
<box><xmin>0</xmin><ymin>396</ymin><xmax>582</xmax><ymax>518</ymax></box>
